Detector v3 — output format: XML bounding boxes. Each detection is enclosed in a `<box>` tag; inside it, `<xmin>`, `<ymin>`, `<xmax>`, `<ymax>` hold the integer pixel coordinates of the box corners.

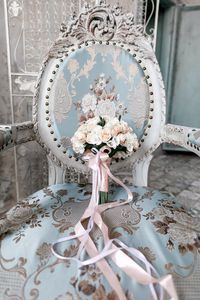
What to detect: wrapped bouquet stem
<box><xmin>83</xmin><ymin>147</ymin><xmax>111</xmax><ymax>204</ymax></box>
<box><xmin>99</xmin><ymin>156</ymin><xmax>111</xmax><ymax>204</ymax></box>
<box><xmin>99</xmin><ymin>191</ymin><xmax>108</xmax><ymax>204</ymax></box>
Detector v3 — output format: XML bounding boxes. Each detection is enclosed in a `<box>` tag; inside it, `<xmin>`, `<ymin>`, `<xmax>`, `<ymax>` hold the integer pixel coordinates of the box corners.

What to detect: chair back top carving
<box><xmin>33</xmin><ymin>2</ymin><xmax>166</xmax><ymax>175</ymax></box>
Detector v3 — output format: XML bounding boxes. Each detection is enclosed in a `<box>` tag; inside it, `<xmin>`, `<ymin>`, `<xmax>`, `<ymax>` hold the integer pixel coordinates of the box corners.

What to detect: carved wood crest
<box><xmin>49</xmin><ymin>1</ymin><xmax>152</xmax><ymax>58</ymax></box>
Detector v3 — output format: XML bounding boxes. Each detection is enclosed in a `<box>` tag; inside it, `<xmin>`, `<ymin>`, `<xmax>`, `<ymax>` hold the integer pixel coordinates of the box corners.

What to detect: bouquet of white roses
<box><xmin>71</xmin><ymin>115</ymin><xmax>139</xmax><ymax>158</ymax></box>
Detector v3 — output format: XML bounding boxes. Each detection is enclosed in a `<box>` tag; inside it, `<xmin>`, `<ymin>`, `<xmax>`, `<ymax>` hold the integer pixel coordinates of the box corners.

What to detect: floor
<box><xmin>149</xmin><ymin>150</ymin><xmax>200</xmax><ymax>216</ymax></box>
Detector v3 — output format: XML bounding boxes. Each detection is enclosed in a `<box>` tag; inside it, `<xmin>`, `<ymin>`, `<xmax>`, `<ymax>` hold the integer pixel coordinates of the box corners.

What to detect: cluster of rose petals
<box><xmin>71</xmin><ymin>116</ymin><xmax>139</xmax><ymax>156</ymax></box>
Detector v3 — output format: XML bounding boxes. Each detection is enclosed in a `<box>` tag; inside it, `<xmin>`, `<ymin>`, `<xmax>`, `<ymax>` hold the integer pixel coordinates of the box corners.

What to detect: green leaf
<box><xmin>96</xmin><ymin>143</ymin><xmax>107</xmax><ymax>150</ymax></box>
<box><xmin>84</xmin><ymin>142</ymin><xmax>107</xmax><ymax>151</ymax></box>
<box><xmin>84</xmin><ymin>141</ymin><xmax>127</xmax><ymax>157</ymax></box>
<box><xmin>84</xmin><ymin>143</ymin><xmax>94</xmax><ymax>150</ymax></box>
<box><xmin>109</xmin><ymin>144</ymin><xmax>127</xmax><ymax>157</ymax></box>
<box><xmin>97</xmin><ymin>116</ymin><xmax>106</xmax><ymax>127</ymax></box>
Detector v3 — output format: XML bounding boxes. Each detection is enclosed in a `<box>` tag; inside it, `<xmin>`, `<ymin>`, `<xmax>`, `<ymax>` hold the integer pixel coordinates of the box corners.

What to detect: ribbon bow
<box><xmin>52</xmin><ymin>149</ymin><xmax>178</xmax><ymax>300</ymax></box>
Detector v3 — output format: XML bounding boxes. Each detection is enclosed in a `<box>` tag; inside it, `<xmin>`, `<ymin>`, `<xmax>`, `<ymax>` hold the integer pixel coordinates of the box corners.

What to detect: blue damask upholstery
<box><xmin>0</xmin><ymin>183</ymin><xmax>199</xmax><ymax>299</ymax></box>
<box><xmin>49</xmin><ymin>44</ymin><xmax>150</xmax><ymax>156</ymax></box>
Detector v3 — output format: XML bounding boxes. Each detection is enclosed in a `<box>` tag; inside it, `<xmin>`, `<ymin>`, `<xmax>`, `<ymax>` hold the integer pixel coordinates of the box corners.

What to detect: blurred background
<box><xmin>0</xmin><ymin>0</ymin><xmax>200</xmax><ymax>214</ymax></box>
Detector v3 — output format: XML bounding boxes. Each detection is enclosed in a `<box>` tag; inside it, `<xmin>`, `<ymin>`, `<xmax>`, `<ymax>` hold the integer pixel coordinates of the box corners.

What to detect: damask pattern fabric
<box><xmin>0</xmin><ymin>183</ymin><xmax>199</xmax><ymax>299</ymax></box>
<box><xmin>49</xmin><ymin>45</ymin><xmax>150</xmax><ymax>156</ymax></box>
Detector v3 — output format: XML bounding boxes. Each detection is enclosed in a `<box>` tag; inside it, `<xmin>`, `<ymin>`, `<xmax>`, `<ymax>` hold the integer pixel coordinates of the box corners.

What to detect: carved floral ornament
<box><xmin>58</xmin><ymin>2</ymin><xmax>146</xmax><ymax>46</ymax></box>
<box><xmin>48</xmin><ymin>2</ymin><xmax>155</xmax><ymax>62</ymax></box>
<box><xmin>8</xmin><ymin>0</ymin><xmax>22</xmax><ymax>17</ymax></box>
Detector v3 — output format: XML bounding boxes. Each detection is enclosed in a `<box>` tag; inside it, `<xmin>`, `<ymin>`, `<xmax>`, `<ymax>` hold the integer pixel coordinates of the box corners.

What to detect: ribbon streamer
<box><xmin>52</xmin><ymin>149</ymin><xmax>178</xmax><ymax>300</ymax></box>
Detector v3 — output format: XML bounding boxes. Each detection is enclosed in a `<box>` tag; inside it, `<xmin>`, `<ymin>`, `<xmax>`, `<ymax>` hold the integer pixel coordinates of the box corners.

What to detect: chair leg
<box><xmin>132</xmin><ymin>155</ymin><xmax>153</xmax><ymax>187</ymax></box>
<box><xmin>47</xmin><ymin>156</ymin><xmax>66</xmax><ymax>185</ymax></box>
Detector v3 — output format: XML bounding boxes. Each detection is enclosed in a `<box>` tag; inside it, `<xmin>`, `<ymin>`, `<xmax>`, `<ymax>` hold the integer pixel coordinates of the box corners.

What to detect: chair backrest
<box><xmin>33</xmin><ymin>2</ymin><xmax>166</xmax><ymax>186</ymax></box>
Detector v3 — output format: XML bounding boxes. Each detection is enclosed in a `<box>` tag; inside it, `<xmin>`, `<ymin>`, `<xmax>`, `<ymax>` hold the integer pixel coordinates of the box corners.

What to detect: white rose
<box><xmin>74</xmin><ymin>143</ymin><xmax>85</xmax><ymax>154</ymax></box>
<box><xmin>85</xmin><ymin>116</ymin><xmax>100</xmax><ymax>132</ymax></box>
<box><xmin>107</xmin><ymin>135</ymin><xmax>120</xmax><ymax>149</ymax></box>
<box><xmin>108</xmin><ymin>120</ymin><xmax>130</xmax><ymax>136</ymax></box>
<box><xmin>124</xmin><ymin>132</ymin><xmax>139</xmax><ymax>152</ymax></box>
<box><xmin>86</xmin><ymin>116</ymin><xmax>100</xmax><ymax>125</ymax></box>
<box><xmin>118</xmin><ymin>133</ymin><xmax>126</xmax><ymax>144</ymax></box>
<box><xmin>126</xmin><ymin>142</ymin><xmax>134</xmax><ymax>152</ymax></box>
<box><xmin>86</xmin><ymin>125</ymin><xmax>102</xmax><ymax>145</ymax></box>
<box><xmin>81</xmin><ymin>94</ymin><xmax>97</xmax><ymax>113</ymax></box>
<box><xmin>71</xmin><ymin>136</ymin><xmax>77</xmax><ymax>145</ymax></box>
<box><xmin>71</xmin><ymin>138</ymin><xmax>85</xmax><ymax>154</ymax></box>
<box><xmin>120</xmin><ymin>120</ymin><xmax>132</xmax><ymax>133</ymax></box>
<box><xmin>74</xmin><ymin>131</ymin><xmax>86</xmax><ymax>143</ymax></box>
<box><xmin>86</xmin><ymin>133</ymin><xmax>102</xmax><ymax>145</ymax></box>
<box><xmin>105</xmin><ymin>117</ymin><xmax>120</xmax><ymax>130</ymax></box>
<box><xmin>111</xmin><ymin>124</ymin><xmax>123</xmax><ymax>136</ymax></box>
<box><xmin>101</xmin><ymin>128</ymin><xmax>112</xmax><ymax>143</ymax></box>
<box><xmin>95</xmin><ymin>99</ymin><xmax>116</xmax><ymax>118</ymax></box>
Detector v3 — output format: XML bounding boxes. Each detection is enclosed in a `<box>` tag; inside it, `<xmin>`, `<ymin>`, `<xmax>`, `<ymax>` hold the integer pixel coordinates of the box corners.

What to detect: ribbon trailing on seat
<box><xmin>52</xmin><ymin>149</ymin><xmax>178</xmax><ymax>300</ymax></box>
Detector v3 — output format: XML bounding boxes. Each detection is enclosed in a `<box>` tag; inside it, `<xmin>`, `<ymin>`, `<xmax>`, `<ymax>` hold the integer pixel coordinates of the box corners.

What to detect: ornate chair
<box><xmin>0</xmin><ymin>3</ymin><xmax>199</xmax><ymax>300</ymax></box>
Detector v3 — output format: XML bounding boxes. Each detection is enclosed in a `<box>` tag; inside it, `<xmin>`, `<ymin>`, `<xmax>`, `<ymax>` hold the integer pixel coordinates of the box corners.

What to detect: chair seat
<box><xmin>0</xmin><ymin>183</ymin><xmax>199</xmax><ymax>299</ymax></box>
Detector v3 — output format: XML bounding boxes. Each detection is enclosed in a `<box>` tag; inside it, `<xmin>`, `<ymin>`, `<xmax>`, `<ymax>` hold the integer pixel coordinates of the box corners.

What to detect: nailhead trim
<box><xmin>44</xmin><ymin>43</ymin><xmax>155</xmax><ymax>158</ymax></box>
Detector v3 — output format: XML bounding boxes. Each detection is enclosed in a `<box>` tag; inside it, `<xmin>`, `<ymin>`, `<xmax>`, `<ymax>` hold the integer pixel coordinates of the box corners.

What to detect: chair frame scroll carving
<box><xmin>0</xmin><ymin>122</ymin><xmax>35</xmax><ymax>152</ymax></box>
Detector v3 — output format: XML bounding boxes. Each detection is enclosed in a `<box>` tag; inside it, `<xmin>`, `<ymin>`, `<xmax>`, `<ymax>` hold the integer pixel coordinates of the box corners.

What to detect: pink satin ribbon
<box><xmin>52</xmin><ymin>149</ymin><xmax>178</xmax><ymax>300</ymax></box>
